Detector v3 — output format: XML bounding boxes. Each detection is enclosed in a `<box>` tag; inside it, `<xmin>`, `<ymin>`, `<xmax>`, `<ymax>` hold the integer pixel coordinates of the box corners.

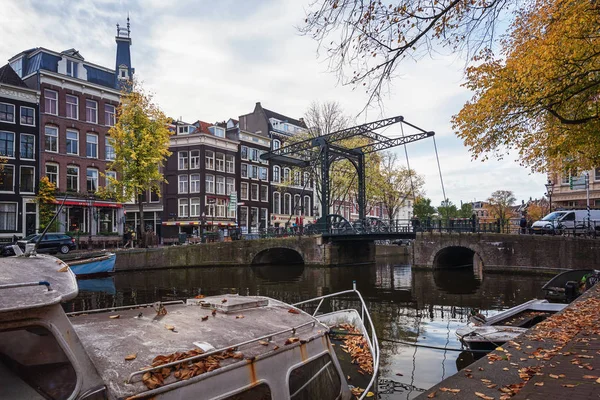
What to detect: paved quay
<box><xmin>417</xmin><ymin>284</ymin><xmax>600</xmax><ymax>400</ymax></box>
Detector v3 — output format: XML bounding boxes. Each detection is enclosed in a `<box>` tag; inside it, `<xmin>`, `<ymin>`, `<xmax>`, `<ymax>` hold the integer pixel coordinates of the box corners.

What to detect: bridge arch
<box><xmin>432</xmin><ymin>245</ymin><xmax>484</xmax><ymax>269</ymax></box>
<box><xmin>251</xmin><ymin>247</ymin><xmax>304</xmax><ymax>265</ymax></box>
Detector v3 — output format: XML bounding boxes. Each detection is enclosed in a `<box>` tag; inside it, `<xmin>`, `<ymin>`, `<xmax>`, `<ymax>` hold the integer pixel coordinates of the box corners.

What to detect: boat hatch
<box><xmin>187</xmin><ymin>295</ymin><xmax>269</xmax><ymax>314</ymax></box>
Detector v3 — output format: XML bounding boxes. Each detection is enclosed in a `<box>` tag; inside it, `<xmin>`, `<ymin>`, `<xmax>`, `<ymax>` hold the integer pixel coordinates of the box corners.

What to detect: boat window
<box><xmin>561</xmin><ymin>212</ymin><xmax>575</xmax><ymax>221</ymax></box>
<box><xmin>289</xmin><ymin>353</ymin><xmax>342</xmax><ymax>400</ymax></box>
<box><xmin>0</xmin><ymin>326</ymin><xmax>77</xmax><ymax>400</ymax></box>
<box><xmin>221</xmin><ymin>383</ymin><xmax>272</xmax><ymax>400</ymax></box>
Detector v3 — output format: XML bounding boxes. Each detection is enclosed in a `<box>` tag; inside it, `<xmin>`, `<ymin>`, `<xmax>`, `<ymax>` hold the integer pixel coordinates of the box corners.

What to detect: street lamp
<box><xmin>544</xmin><ymin>179</ymin><xmax>555</xmax><ymax>213</ymax></box>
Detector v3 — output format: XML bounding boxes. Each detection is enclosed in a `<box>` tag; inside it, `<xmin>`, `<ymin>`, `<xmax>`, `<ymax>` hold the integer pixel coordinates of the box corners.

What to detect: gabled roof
<box><xmin>61</xmin><ymin>48</ymin><xmax>84</xmax><ymax>60</ymax></box>
<box><xmin>263</xmin><ymin>108</ymin><xmax>306</xmax><ymax>128</ymax></box>
<box><xmin>0</xmin><ymin>64</ymin><xmax>28</xmax><ymax>88</ymax></box>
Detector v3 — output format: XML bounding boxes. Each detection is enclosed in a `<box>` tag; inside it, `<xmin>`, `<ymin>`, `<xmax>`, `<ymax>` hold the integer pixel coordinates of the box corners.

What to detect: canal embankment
<box><xmin>417</xmin><ymin>283</ymin><xmax>600</xmax><ymax>399</ymax></box>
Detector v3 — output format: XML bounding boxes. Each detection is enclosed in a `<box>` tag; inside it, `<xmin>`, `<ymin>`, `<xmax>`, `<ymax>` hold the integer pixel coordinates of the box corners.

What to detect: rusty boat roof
<box><xmin>69</xmin><ymin>295</ymin><xmax>328</xmax><ymax>399</ymax></box>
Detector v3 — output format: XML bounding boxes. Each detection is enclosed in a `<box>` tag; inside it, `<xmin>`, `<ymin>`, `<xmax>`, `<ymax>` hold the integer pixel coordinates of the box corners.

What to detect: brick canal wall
<box><xmin>412</xmin><ymin>233</ymin><xmax>600</xmax><ymax>272</ymax></box>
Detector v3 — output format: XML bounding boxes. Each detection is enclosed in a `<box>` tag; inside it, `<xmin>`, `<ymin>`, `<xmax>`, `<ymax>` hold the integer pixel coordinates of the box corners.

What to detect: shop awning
<box><xmin>162</xmin><ymin>221</ymin><xmax>237</xmax><ymax>227</ymax></box>
<box><xmin>52</xmin><ymin>200</ymin><xmax>123</xmax><ymax>208</ymax></box>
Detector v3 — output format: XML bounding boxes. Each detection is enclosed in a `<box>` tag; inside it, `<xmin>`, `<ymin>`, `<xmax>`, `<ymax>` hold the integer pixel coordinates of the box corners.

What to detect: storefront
<box><xmin>161</xmin><ymin>220</ymin><xmax>237</xmax><ymax>239</ymax></box>
<box><xmin>54</xmin><ymin>199</ymin><xmax>123</xmax><ymax>236</ymax></box>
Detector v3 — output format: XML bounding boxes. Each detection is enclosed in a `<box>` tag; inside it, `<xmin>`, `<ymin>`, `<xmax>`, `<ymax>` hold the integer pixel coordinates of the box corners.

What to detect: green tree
<box><xmin>457</xmin><ymin>203</ymin><xmax>473</xmax><ymax>218</ymax></box>
<box><xmin>36</xmin><ymin>176</ymin><xmax>57</xmax><ymax>232</ymax></box>
<box><xmin>413</xmin><ymin>197</ymin><xmax>436</xmax><ymax>221</ymax></box>
<box><xmin>438</xmin><ymin>199</ymin><xmax>458</xmax><ymax>219</ymax></box>
<box><xmin>485</xmin><ymin>190</ymin><xmax>517</xmax><ymax>226</ymax></box>
<box><xmin>377</xmin><ymin>152</ymin><xmax>424</xmax><ymax>220</ymax></box>
<box><xmin>102</xmin><ymin>80</ymin><xmax>173</xmax><ymax>245</ymax></box>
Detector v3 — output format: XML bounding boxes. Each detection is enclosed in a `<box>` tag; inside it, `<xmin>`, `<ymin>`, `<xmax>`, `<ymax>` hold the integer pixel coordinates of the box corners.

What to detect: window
<box><xmin>190</xmin><ymin>150</ymin><xmax>200</xmax><ymax>169</ymax></box>
<box><xmin>595</xmin><ymin>167</ymin><xmax>600</xmax><ymax>181</ymax></box>
<box><xmin>85</xmin><ymin>99</ymin><xmax>98</xmax><ymax>123</ymax></box>
<box><xmin>239</xmin><ymin>206</ymin><xmax>248</xmax><ymax>229</ymax></box>
<box><xmin>86</xmin><ymin>133</ymin><xmax>98</xmax><ymax>158</ymax></box>
<box><xmin>226</xmin><ymin>177</ymin><xmax>235</xmax><ymax>195</ymax></box>
<box><xmin>45</xmin><ymin>126</ymin><xmax>58</xmax><ymax>152</ymax></box>
<box><xmin>304</xmin><ymin>196</ymin><xmax>311</xmax><ymax>217</ymax></box>
<box><xmin>105</xmin><ymin>137</ymin><xmax>115</xmax><ymax>160</ymax></box>
<box><xmin>294</xmin><ymin>171</ymin><xmax>300</xmax><ymax>186</ymax></box>
<box><xmin>178</xmin><ymin>175</ymin><xmax>189</xmax><ymax>194</ymax></box>
<box><xmin>66</xmin><ymin>95</ymin><xmax>78</xmax><ymax>119</ymax></box>
<box><xmin>66</xmin><ymin>59</ymin><xmax>78</xmax><ymax>78</ymax></box>
<box><xmin>190</xmin><ymin>174</ymin><xmax>200</xmax><ymax>193</ymax></box>
<box><xmin>0</xmin><ymin>203</ymin><xmax>17</xmax><ymax>230</ymax></box>
<box><xmin>260</xmin><ymin>208</ymin><xmax>268</xmax><ymax>228</ymax></box>
<box><xmin>283</xmin><ymin>193</ymin><xmax>291</xmax><ymax>214</ymax></box>
<box><xmin>294</xmin><ymin>195</ymin><xmax>301</xmax><ymax>214</ymax></box>
<box><xmin>259</xmin><ymin>167</ymin><xmax>268</xmax><ymax>181</ymax></box>
<box><xmin>0</xmin><ymin>103</ymin><xmax>15</xmax><ymax>123</ymax></box>
<box><xmin>205</xmin><ymin>174</ymin><xmax>214</xmax><ymax>193</ymax></box>
<box><xmin>0</xmin><ymin>165</ymin><xmax>14</xmax><ymax>191</ymax></box>
<box><xmin>216</xmin><ymin>198</ymin><xmax>227</xmax><ymax>217</ymax></box>
<box><xmin>251</xmin><ymin>165</ymin><xmax>258</xmax><ymax>180</ymax></box>
<box><xmin>178</xmin><ymin>151</ymin><xmax>188</xmax><ymax>170</ymax></box>
<box><xmin>86</xmin><ymin>168</ymin><xmax>98</xmax><ymax>192</ymax></box>
<box><xmin>227</xmin><ymin>201</ymin><xmax>236</xmax><ymax>218</ymax></box>
<box><xmin>283</xmin><ymin>168</ymin><xmax>290</xmax><ymax>182</ymax></box>
<box><xmin>216</xmin><ymin>176</ymin><xmax>225</xmax><ymax>195</ymax></box>
<box><xmin>44</xmin><ymin>90</ymin><xmax>58</xmax><ymax>115</ymax></box>
<box><xmin>241</xmin><ymin>163</ymin><xmax>248</xmax><ymax>178</ymax></box>
<box><xmin>250</xmin><ymin>148</ymin><xmax>258</xmax><ymax>162</ymax></box>
<box><xmin>251</xmin><ymin>184</ymin><xmax>259</xmax><ymax>201</ymax></box>
<box><xmin>273</xmin><ymin>166</ymin><xmax>280</xmax><ymax>183</ymax></box>
<box><xmin>178</xmin><ymin>125</ymin><xmax>189</xmax><ymax>135</ymax></box>
<box><xmin>45</xmin><ymin>163</ymin><xmax>58</xmax><ymax>187</ymax></box>
<box><xmin>105</xmin><ymin>171</ymin><xmax>116</xmax><ymax>191</ymax></box>
<box><xmin>205</xmin><ymin>150</ymin><xmax>214</xmax><ymax>169</ymax></box>
<box><xmin>0</xmin><ymin>131</ymin><xmax>15</xmax><ymax>157</ymax></box>
<box><xmin>105</xmin><ymin>104</ymin><xmax>116</xmax><ymax>126</ymax></box>
<box><xmin>190</xmin><ymin>198</ymin><xmax>200</xmax><ymax>217</ymax></box>
<box><xmin>20</xmin><ymin>106</ymin><xmax>35</xmax><ymax>126</ymax></box>
<box><xmin>562</xmin><ymin>174</ymin><xmax>570</xmax><ymax>185</ymax></box>
<box><xmin>251</xmin><ymin>207</ymin><xmax>259</xmax><ymax>229</ymax></box>
<box><xmin>205</xmin><ymin>199</ymin><xmax>215</xmax><ymax>217</ymax></box>
<box><xmin>273</xmin><ymin>192</ymin><xmax>281</xmax><ymax>214</ymax></box>
<box><xmin>178</xmin><ymin>198</ymin><xmax>189</xmax><ymax>217</ymax></box>
<box><xmin>66</xmin><ymin>166</ymin><xmax>79</xmax><ymax>192</ymax></box>
<box><xmin>288</xmin><ymin>354</ymin><xmax>341</xmax><ymax>400</ymax></box>
<box><xmin>20</xmin><ymin>133</ymin><xmax>34</xmax><ymax>159</ymax></box>
<box><xmin>226</xmin><ymin>154</ymin><xmax>235</xmax><ymax>173</ymax></box>
<box><xmin>260</xmin><ymin>185</ymin><xmax>268</xmax><ymax>202</ymax></box>
<box><xmin>216</xmin><ymin>153</ymin><xmax>225</xmax><ymax>172</ymax></box>
<box><xmin>149</xmin><ymin>189</ymin><xmax>160</xmax><ymax>203</ymax></box>
<box><xmin>240</xmin><ymin>182</ymin><xmax>248</xmax><ymax>200</ymax></box>
<box><xmin>19</xmin><ymin>166</ymin><xmax>34</xmax><ymax>193</ymax></box>
<box><xmin>10</xmin><ymin>58</ymin><xmax>22</xmax><ymax>77</ymax></box>
<box><xmin>273</xmin><ymin>139</ymin><xmax>281</xmax><ymax>150</ymax></box>
<box><xmin>66</xmin><ymin>130</ymin><xmax>79</xmax><ymax>155</ymax></box>
<box><xmin>304</xmin><ymin>172</ymin><xmax>311</xmax><ymax>188</ymax></box>
<box><xmin>209</xmin><ymin>126</ymin><xmax>225</xmax><ymax>138</ymax></box>
<box><xmin>241</xmin><ymin>146</ymin><xmax>248</xmax><ymax>160</ymax></box>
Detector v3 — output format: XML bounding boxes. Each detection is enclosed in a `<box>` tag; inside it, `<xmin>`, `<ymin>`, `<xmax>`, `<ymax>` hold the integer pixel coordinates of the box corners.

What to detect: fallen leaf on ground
<box><xmin>475</xmin><ymin>392</ymin><xmax>493</xmax><ymax>400</ymax></box>
<box><xmin>165</xmin><ymin>325</ymin><xmax>175</xmax><ymax>331</ymax></box>
<box><xmin>125</xmin><ymin>353</ymin><xmax>137</xmax><ymax>360</ymax></box>
<box><xmin>288</xmin><ymin>308</ymin><xmax>300</xmax><ymax>314</ymax></box>
<box><xmin>201</xmin><ymin>316</ymin><xmax>209</xmax><ymax>321</ymax></box>
<box><xmin>534</xmin><ymin>382</ymin><xmax>544</xmax><ymax>386</ymax></box>
<box><xmin>439</xmin><ymin>388</ymin><xmax>460</xmax><ymax>393</ymax></box>
<box><xmin>427</xmin><ymin>391</ymin><xmax>436</xmax><ymax>398</ymax></box>
<box><xmin>235</xmin><ymin>315</ymin><xmax>244</xmax><ymax>319</ymax></box>
<box><xmin>109</xmin><ymin>315</ymin><xmax>120</xmax><ymax>319</ymax></box>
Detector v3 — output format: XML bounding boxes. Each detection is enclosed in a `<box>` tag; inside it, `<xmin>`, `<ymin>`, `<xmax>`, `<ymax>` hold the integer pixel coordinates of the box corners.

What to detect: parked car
<box><xmin>531</xmin><ymin>210</ymin><xmax>600</xmax><ymax>234</ymax></box>
<box><xmin>1</xmin><ymin>233</ymin><xmax>76</xmax><ymax>256</ymax></box>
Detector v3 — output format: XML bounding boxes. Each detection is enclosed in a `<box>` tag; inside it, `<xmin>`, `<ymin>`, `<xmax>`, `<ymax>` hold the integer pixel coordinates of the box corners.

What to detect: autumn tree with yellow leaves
<box><xmin>103</xmin><ymin>80</ymin><xmax>173</xmax><ymax>245</ymax></box>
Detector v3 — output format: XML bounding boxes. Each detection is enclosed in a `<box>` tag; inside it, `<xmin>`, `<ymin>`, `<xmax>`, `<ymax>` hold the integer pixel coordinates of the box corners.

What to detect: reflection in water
<box><xmin>67</xmin><ymin>257</ymin><xmax>547</xmax><ymax>400</ymax></box>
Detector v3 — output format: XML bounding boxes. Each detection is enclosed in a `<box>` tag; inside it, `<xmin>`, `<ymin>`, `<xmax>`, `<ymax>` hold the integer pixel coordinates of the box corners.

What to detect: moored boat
<box><xmin>542</xmin><ymin>269</ymin><xmax>599</xmax><ymax>303</ymax></box>
<box><xmin>66</xmin><ymin>252</ymin><xmax>116</xmax><ymax>276</ymax></box>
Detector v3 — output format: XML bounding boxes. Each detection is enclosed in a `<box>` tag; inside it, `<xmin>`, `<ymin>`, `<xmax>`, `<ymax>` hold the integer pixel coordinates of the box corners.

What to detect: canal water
<box><xmin>65</xmin><ymin>256</ymin><xmax>548</xmax><ymax>399</ymax></box>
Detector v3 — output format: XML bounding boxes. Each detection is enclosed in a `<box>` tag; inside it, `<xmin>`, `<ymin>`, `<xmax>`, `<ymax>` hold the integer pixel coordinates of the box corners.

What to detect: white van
<box><xmin>531</xmin><ymin>210</ymin><xmax>600</xmax><ymax>234</ymax></box>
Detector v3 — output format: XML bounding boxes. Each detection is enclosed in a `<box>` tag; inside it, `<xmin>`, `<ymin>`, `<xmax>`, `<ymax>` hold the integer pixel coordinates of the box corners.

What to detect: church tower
<box><xmin>115</xmin><ymin>16</ymin><xmax>134</xmax><ymax>87</ymax></box>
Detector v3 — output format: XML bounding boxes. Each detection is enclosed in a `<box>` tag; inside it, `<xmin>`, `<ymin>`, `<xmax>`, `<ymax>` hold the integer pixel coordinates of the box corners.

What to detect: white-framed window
<box><xmin>562</xmin><ymin>174</ymin><xmax>570</xmax><ymax>185</ymax></box>
<box><xmin>178</xmin><ymin>198</ymin><xmax>189</xmax><ymax>217</ymax></box>
<box><xmin>249</xmin><ymin>148</ymin><xmax>258</xmax><ymax>162</ymax></box>
<box><xmin>0</xmin><ymin>165</ymin><xmax>14</xmax><ymax>192</ymax></box>
<box><xmin>66</xmin><ymin>60</ymin><xmax>78</xmax><ymax>78</ymax></box>
<box><xmin>283</xmin><ymin>168</ymin><xmax>290</xmax><ymax>182</ymax></box>
<box><xmin>241</xmin><ymin>146</ymin><xmax>248</xmax><ymax>160</ymax></box>
<box><xmin>178</xmin><ymin>125</ymin><xmax>189</xmax><ymax>135</ymax></box>
<box><xmin>149</xmin><ymin>189</ymin><xmax>160</xmax><ymax>203</ymax></box>
<box><xmin>226</xmin><ymin>177</ymin><xmax>235</xmax><ymax>195</ymax></box>
<box><xmin>19</xmin><ymin>133</ymin><xmax>35</xmax><ymax>160</ymax></box>
<box><xmin>205</xmin><ymin>174</ymin><xmax>215</xmax><ymax>193</ymax></box>
<box><xmin>273</xmin><ymin>192</ymin><xmax>281</xmax><ymax>214</ymax></box>
<box><xmin>0</xmin><ymin>202</ymin><xmax>17</xmax><ymax>231</ymax></box>
<box><xmin>19</xmin><ymin>166</ymin><xmax>35</xmax><ymax>193</ymax></box>
<box><xmin>216</xmin><ymin>176</ymin><xmax>225</xmax><ymax>195</ymax></box>
<box><xmin>294</xmin><ymin>194</ymin><xmax>301</xmax><ymax>214</ymax></box>
<box><xmin>66</xmin><ymin>130</ymin><xmax>79</xmax><ymax>155</ymax></box>
<box><xmin>105</xmin><ymin>137</ymin><xmax>115</xmax><ymax>160</ymax></box>
<box><xmin>44</xmin><ymin>89</ymin><xmax>58</xmax><ymax>115</ymax></box>
<box><xmin>45</xmin><ymin>163</ymin><xmax>58</xmax><ymax>187</ymax></box>
<box><xmin>239</xmin><ymin>206</ymin><xmax>248</xmax><ymax>229</ymax></box>
<box><xmin>105</xmin><ymin>170</ymin><xmax>116</xmax><ymax>191</ymax></box>
<box><xmin>240</xmin><ymin>182</ymin><xmax>249</xmax><ymax>200</ymax></box>
<box><xmin>10</xmin><ymin>58</ymin><xmax>22</xmax><ymax>77</ymax></box>
<box><xmin>205</xmin><ymin>150</ymin><xmax>214</xmax><ymax>170</ymax></box>
<box><xmin>251</xmin><ymin>165</ymin><xmax>258</xmax><ymax>179</ymax></box>
<box><xmin>205</xmin><ymin>198</ymin><xmax>215</xmax><ymax>217</ymax></box>
<box><xmin>0</xmin><ymin>103</ymin><xmax>15</xmax><ymax>123</ymax></box>
<box><xmin>178</xmin><ymin>151</ymin><xmax>188</xmax><ymax>170</ymax></box>
<box><xmin>260</xmin><ymin>185</ymin><xmax>268</xmax><ymax>202</ymax></box>
<box><xmin>260</xmin><ymin>208</ymin><xmax>268</xmax><ymax>227</ymax></box>
<box><xmin>595</xmin><ymin>167</ymin><xmax>600</xmax><ymax>181</ymax></box>
<box><xmin>190</xmin><ymin>198</ymin><xmax>201</xmax><ymax>217</ymax></box>
<box><xmin>226</xmin><ymin>154</ymin><xmax>235</xmax><ymax>173</ymax></box>
<box><xmin>294</xmin><ymin>171</ymin><xmax>300</xmax><ymax>186</ymax></box>
<box><xmin>283</xmin><ymin>193</ymin><xmax>291</xmax><ymax>215</ymax></box>
<box><xmin>66</xmin><ymin>94</ymin><xmax>78</xmax><ymax>119</ymax></box>
<box><xmin>227</xmin><ymin>200</ymin><xmax>236</xmax><ymax>218</ymax></box>
<box><xmin>178</xmin><ymin>175</ymin><xmax>189</xmax><ymax>194</ymax></box>
<box><xmin>66</xmin><ymin>165</ymin><xmax>79</xmax><ymax>192</ymax></box>
<box><xmin>86</xmin><ymin>168</ymin><xmax>98</xmax><ymax>192</ymax></box>
<box><xmin>45</xmin><ymin>126</ymin><xmax>58</xmax><ymax>152</ymax></box>
<box><xmin>86</xmin><ymin>133</ymin><xmax>98</xmax><ymax>158</ymax></box>
<box><xmin>259</xmin><ymin>166</ymin><xmax>268</xmax><ymax>181</ymax></box>
<box><xmin>209</xmin><ymin>126</ymin><xmax>225</xmax><ymax>138</ymax></box>
<box><xmin>241</xmin><ymin>163</ymin><xmax>248</xmax><ymax>178</ymax></box>
<box><xmin>259</xmin><ymin>149</ymin><xmax>268</xmax><ymax>164</ymax></box>
<box><xmin>0</xmin><ymin>131</ymin><xmax>15</xmax><ymax>158</ymax></box>
<box><xmin>216</xmin><ymin>153</ymin><xmax>225</xmax><ymax>172</ymax></box>
<box><xmin>216</xmin><ymin>198</ymin><xmax>226</xmax><ymax>217</ymax></box>
<box><xmin>251</xmin><ymin>207</ymin><xmax>259</xmax><ymax>228</ymax></box>
<box><xmin>190</xmin><ymin>174</ymin><xmax>200</xmax><ymax>193</ymax></box>
<box><xmin>86</xmin><ymin>99</ymin><xmax>98</xmax><ymax>123</ymax></box>
<box><xmin>304</xmin><ymin>172</ymin><xmax>311</xmax><ymax>188</ymax></box>
<box><xmin>20</xmin><ymin>106</ymin><xmax>35</xmax><ymax>126</ymax></box>
<box><xmin>304</xmin><ymin>196</ymin><xmax>311</xmax><ymax>216</ymax></box>
<box><xmin>272</xmin><ymin>139</ymin><xmax>280</xmax><ymax>150</ymax></box>
<box><xmin>105</xmin><ymin>104</ymin><xmax>116</xmax><ymax>127</ymax></box>
<box><xmin>251</xmin><ymin>183</ymin><xmax>259</xmax><ymax>201</ymax></box>
<box><xmin>273</xmin><ymin>166</ymin><xmax>280</xmax><ymax>183</ymax></box>
<box><xmin>190</xmin><ymin>150</ymin><xmax>200</xmax><ymax>169</ymax></box>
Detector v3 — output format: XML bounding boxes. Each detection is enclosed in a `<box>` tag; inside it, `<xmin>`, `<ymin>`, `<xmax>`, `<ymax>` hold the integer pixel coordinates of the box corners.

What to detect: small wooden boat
<box><xmin>541</xmin><ymin>269</ymin><xmax>598</xmax><ymax>303</ymax></box>
<box><xmin>67</xmin><ymin>252</ymin><xmax>116</xmax><ymax>276</ymax></box>
<box><xmin>456</xmin><ymin>299</ymin><xmax>566</xmax><ymax>351</ymax></box>
<box><xmin>0</xmin><ymin>254</ymin><xmax>379</xmax><ymax>400</ymax></box>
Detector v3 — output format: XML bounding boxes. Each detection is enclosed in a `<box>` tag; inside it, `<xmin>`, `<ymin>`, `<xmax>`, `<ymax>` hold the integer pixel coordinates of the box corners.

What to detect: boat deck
<box><xmin>69</xmin><ymin>295</ymin><xmax>327</xmax><ymax>398</ymax></box>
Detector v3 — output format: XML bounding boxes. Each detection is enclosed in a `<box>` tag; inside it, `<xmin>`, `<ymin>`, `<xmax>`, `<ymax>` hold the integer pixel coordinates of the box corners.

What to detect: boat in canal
<box><xmin>456</xmin><ymin>299</ymin><xmax>566</xmax><ymax>351</ymax></box>
<box><xmin>0</xmin><ymin>253</ymin><xmax>379</xmax><ymax>400</ymax></box>
<box><xmin>542</xmin><ymin>269</ymin><xmax>599</xmax><ymax>303</ymax></box>
<box><xmin>66</xmin><ymin>252</ymin><xmax>116</xmax><ymax>276</ymax></box>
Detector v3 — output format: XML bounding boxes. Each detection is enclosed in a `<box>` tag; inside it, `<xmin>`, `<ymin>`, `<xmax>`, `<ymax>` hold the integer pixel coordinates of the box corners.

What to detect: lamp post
<box><xmin>544</xmin><ymin>179</ymin><xmax>555</xmax><ymax>214</ymax></box>
<box><xmin>87</xmin><ymin>193</ymin><xmax>94</xmax><ymax>248</ymax></box>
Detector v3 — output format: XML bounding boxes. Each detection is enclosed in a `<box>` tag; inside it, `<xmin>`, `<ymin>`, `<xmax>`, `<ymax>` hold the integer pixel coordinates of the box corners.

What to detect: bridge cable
<box><xmin>432</xmin><ymin>135</ymin><xmax>447</xmax><ymax>203</ymax></box>
<box><xmin>400</xmin><ymin>123</ymin><xmax>416</xmax><ymax>200</ymax></box>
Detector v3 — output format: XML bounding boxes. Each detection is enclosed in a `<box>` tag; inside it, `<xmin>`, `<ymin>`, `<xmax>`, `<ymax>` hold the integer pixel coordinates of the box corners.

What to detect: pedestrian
<box><xmin>123</xmin><ymin>226</ymin><xmax>131</xmax><ymax>248</ymax></box>
<box><xmin>519</xmin><ymin>214</ymin><xmax>527</xmax><ymax>234</ymax></box>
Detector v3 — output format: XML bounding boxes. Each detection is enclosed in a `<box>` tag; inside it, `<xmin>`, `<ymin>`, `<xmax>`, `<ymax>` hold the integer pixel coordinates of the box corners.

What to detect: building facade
<box><xmin>550</xmin><ymin>169</ymin><xmax>600</xmax><ymax>210</ymax></box>
<box><xmin>7</xmin><ymin>23</ymin><xmax>134</xmax><ymax>237</ymax></box>
<box><xmin>0</xmin><ymin>64</ymin><xmax>40</xmax><ymax>240</ymax></box>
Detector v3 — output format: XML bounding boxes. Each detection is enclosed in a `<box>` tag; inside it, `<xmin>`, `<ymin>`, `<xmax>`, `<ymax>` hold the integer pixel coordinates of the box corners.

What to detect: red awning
<box><xmin>53</xmin><ymin>200</ymin><xmax>123</xmax><ymax>208</ymax></box>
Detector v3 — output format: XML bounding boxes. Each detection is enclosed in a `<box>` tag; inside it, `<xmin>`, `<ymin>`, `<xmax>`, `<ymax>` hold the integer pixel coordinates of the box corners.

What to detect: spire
<box><xmin>115</xmin><ymin>16</ymin><xmax>133</xmax><ymax>88</ymax></box>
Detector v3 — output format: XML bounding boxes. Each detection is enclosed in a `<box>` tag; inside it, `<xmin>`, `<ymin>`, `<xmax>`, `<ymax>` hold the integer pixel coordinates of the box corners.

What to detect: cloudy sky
<box><xmin>1</xmin><ymin>0</ymin><xmax>547</xmax><ymax>206</ymax></box>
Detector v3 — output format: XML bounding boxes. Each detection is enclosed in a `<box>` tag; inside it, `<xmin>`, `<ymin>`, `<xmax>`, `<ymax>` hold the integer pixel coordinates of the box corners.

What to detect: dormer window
<box><xmin>66</xmin><ymin>60</ymin><xmax>77</xmax><ymax>78</ymax></box>
<box><xmin>208</xmin><ymin>126</ymin><xmax>225</xmax><ymax>138</ymax></box>
<box><xmin>118</xmin><ymin>65</ymin><xmax>129</xmax><ymax>80</ymax></box>
<box><xmin>178</xmin><ymin>125</ymin><xmax>189</xmax><ymax>135</ymax></box>
<box><xmin>9</xmin><ymin>58</ymin><xmax>22</xmax><ymax>78</ymax></box>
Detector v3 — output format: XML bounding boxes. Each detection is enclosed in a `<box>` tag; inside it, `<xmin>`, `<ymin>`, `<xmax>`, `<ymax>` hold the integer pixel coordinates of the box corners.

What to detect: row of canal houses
<box><xmin>0</xmin><ymin>22</ymin><xmax>393</xmax><ymax>242</ymax></box>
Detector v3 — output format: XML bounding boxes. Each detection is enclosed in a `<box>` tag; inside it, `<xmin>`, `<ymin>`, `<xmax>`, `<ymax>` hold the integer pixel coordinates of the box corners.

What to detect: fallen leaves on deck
<box><xmin>288</xmin><ymin>308</ymin><xmax>301</xmax><ymax>314</ymax></box>
<box><xmin>336</xmin><ymin>323</ymin><xmax>374</xmax><ymax>375</ymax></box>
